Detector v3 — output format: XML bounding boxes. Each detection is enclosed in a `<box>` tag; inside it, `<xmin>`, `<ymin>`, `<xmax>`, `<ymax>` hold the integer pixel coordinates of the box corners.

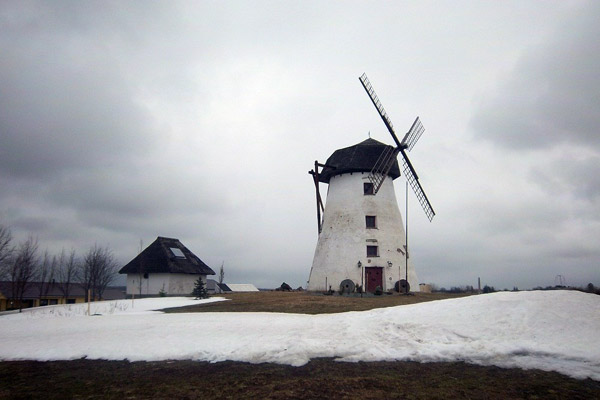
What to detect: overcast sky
<box><xmin>1</xmin><ymin>0</ymin><xmax>598</xmax><ymax>290</ymax></box>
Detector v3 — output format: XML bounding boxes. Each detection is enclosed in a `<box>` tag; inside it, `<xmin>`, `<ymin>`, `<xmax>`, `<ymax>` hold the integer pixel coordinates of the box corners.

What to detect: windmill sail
<box><xmin>359</xmin><ymin>73</ymin><xmax>402</xmax><ymax>147</ymax></box>
<box><xmin>359</xmin><ymin>72</ymin><xmax>435</xmax><ymax>221</ymax></box>
<box><xmin>399</xmin><ymin>149</ymin><xmax>435</xmax><ymax>222</ymax></box>
<box><xmin>368</xmin><ymin>146</ymin><xmax>399</xmax><ymax>194</ymax></box>
<box><xmin>401</xmin><ymin>117</ymin><xmax>425</xmax><ymax>151</ymax></box>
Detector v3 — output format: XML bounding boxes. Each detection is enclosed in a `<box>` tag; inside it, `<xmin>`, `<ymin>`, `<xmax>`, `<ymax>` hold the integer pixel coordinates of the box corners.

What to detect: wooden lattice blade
<box><xmin>400</xmin><ymin>150</ymin><xmax>435</xmax><ymax>222</ymax></box>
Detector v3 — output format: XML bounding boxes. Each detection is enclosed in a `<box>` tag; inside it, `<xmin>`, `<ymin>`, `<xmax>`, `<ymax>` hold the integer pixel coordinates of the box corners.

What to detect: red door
<box><xmin>365</xmin><ymin>267</ymin><xmax>383</xmax><ymax>293</ymax></box>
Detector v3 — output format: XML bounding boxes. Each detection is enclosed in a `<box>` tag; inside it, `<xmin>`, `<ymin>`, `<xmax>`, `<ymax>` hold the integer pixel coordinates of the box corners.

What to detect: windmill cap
<box><xmin>319</xmin><ymin>138</ymin><xmax>400</xmax><ymax>183</ymax></box>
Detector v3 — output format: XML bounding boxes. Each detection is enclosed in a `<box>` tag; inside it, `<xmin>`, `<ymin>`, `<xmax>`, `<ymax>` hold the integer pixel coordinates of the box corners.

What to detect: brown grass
<box><xmin>1</xmin><ymin>359</ymin><xmax>598</xmax><ymax>399</ymax></box>
<box><xmin>164</xmin><ymin>290</ymin><xmax>471</xmax><ymax>314</ymax></box>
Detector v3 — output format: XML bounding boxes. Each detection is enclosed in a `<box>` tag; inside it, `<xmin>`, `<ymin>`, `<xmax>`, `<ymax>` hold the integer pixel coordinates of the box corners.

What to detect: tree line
<box><xmin>0</xmin><ymin>223</ymin><xmax>119</xmax><ymax>310</ymax></box>
<box><xmin>429</xmin><ymin>282</ymin><xmax>599</xmax><ymax>295</ymax></box>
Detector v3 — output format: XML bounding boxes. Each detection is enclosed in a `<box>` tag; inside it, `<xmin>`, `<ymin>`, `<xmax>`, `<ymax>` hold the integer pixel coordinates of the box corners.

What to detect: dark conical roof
<box><xmin>318</xmin><ymin>138</ymin><xmax>400</xmax><ymax>183</ymax></box>
<box><xmin>119</xmin><ymin>237</ymin><xmax>215</xmax><ymax>275</ymax></box>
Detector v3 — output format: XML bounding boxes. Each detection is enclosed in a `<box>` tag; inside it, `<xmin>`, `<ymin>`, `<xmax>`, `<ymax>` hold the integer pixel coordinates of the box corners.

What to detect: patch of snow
<box><xmin>225</xmin><ymin>284</ymin><xmax>259</xmax><ymax>292</ymax></box>
<box><xmin>0</xmin><ymin>291</ymin><xmax>598</xmax><ymax>381</ymax></box>
<box><xmin>0</xmin><ymin>297</ymin><xmax>227</xmax><ymax>320</ymax></box>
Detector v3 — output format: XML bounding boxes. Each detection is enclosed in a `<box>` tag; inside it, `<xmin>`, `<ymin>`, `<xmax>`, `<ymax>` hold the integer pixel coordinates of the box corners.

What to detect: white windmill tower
<box><xmin>307</xmin><ymin>73</ymin><xmax>435</xmax><ymax>293</ymax></box>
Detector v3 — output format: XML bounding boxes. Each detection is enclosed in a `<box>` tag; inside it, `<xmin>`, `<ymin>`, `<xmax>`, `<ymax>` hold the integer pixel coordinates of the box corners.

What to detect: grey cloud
<box><xmin>465</xmin><ymin>1</ymin><xmax>600</xmax><ymax>290</ymax></box>
<box><xmin>471</xmin><ymin>2</ymin><xmax>600</xmax><ymax>151</ymax></box>
<box><xmin>1</xmin><ymin>1</ymin><xmax>599</xmax><ymax>291</ymax></box>
<box><xmin>529</xmin><ymin>154</ymin><xmax>600</xmax><ymax>203</ymax></box>
<box><xmin>0</xmin><ymin>5</ymin><xmax>160</xmax><ymax>180</ymax></box>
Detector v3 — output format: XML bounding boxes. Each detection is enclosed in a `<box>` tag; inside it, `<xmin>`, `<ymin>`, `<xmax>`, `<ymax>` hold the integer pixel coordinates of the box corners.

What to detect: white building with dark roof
<box><xmin>119</xmin><ymin>236</ymin><xmax>215</xmax><ymax>297</ymax></box>
<box><xmin>307</xmin><ymin>138</ymin><xmax>418</xmax><ymax>293</ymax></box>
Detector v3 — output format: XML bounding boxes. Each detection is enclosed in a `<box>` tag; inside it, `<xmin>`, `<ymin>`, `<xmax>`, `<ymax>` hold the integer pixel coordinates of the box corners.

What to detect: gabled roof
<box><xmin>319</xmin><ymin>138</ymin><xmax>401</xmax><ymax>183</ymax></box>
<box><xmin>119</xmin><ymin>237</ymin><xmax>215</xmax><ymax>276</ymax></box>
<box><xmin>217</xmin><ymin>283</ymin><xmax>230</xmax><ymax>292</ymax></box>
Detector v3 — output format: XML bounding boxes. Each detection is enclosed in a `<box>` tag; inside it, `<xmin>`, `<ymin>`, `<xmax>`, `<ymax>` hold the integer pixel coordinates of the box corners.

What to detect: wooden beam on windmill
<box><xmin>308</xmin><ymin>161</ymin><xmax>326</xmax><ymax>234</ymax></box>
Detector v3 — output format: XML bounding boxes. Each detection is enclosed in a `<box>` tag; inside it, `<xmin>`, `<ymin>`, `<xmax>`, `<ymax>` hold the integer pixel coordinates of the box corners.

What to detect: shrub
<box><xmin>191</xmin><ymin>278</ymin><xmax>208</xmax><ymax>299</ymax></box>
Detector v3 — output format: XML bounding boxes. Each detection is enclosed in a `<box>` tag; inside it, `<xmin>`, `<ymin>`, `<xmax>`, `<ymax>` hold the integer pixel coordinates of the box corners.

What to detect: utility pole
<box><xmin>405</xmin><ymin>181</ymin><xmax>409</xmax><ymax>295</ymax></box>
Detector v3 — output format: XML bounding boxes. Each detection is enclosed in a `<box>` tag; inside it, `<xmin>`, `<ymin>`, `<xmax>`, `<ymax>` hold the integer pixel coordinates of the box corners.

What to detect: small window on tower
<box><xmin>364</xmin><ymin>182</ymin><xmax>374</xmax><ymax>195</ymax></box>
<box><xmin>365</xmin><ymin>215</ymin><xmax>377</xmax><ymax>229</ymax></box>
<box><xmin>366</xmin><ymin>245</ymin><xmax>379</xmax><ymax>257</ymax></box>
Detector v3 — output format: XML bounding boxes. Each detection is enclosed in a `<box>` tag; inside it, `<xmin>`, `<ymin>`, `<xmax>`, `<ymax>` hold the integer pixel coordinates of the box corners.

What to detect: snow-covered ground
<box><xmin>0</xmin><ymin>296</ymin><xmax>226</xmax><ymax>319</ymax></box>
<box><xmin>1</xmin><ymin>290</ymin><xmax>598</xmax><ymax>381</ymax></box>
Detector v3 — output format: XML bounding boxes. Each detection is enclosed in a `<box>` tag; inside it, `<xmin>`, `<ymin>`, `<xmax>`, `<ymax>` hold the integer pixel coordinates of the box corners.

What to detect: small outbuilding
<box><xmin>419</xmin><ymin>283</ymin><xmax>432</xmax><ymax>293</ymax></box>
<box><xmin>119</xmin><ymin>236</ymin><xmax>215</xmax><ymax>297</ymax></box>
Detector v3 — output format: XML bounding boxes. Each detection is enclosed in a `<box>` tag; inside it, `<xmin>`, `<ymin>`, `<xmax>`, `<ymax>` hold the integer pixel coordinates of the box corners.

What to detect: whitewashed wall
<box><xmin>307</xmin><ymin>172</ymin><xmax>419</xmax><ymax>292</ymax></box>
<box><xmin>126</xmin><ymin>273</ymin><xmax>205</xmax><ymax>296</ymax></box>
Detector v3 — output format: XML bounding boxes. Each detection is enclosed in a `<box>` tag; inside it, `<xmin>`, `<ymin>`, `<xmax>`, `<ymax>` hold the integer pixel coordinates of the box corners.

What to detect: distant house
<box><xmin>119</xmin><ymin>236</ymin><xmax>215</xmax><ymax>297</ymax></box>
<box><xmin>0</xmin><ymin>281</ymin><xmax>126</xmax><ymax>311</ymax></box>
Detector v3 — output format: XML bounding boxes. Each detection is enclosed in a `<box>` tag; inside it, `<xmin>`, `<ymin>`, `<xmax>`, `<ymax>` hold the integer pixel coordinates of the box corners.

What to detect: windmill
<box><xmin>306</xmin><ymin>74</ymin><xmax>434</xmax><ymax>294</ymax></box>
<box><xmin>359</xmin><ymin>73</ymin><xmax>435</xmax><ymax>294</ymax></box>
<box><xmin>358</xmin><ymin>73</ymin><xmax>435</xmax><ymax>222</ymax></box>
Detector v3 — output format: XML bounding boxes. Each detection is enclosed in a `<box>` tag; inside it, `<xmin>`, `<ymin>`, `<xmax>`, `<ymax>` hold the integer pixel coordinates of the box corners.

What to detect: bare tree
<box><xmin>37</xmin><ymin>250</ymin><xmax>57</xmax><ymax>301</ymax></box>
<box><xmin>219</xmin><ymin>262</ymin><xmax>225</xmax><ymax>284</ymax></box>
<box><xmin>56</xmin><ymin>248</ymin><xmax>78</xmax><ymax>301</ymax></box>
<box><xmin>9</xmin><ymin>236</ymin><xmax>39</xmax><ymax>311</ymax></box>
<box><xmin>80</xmin><ymin>244</ymin><xmax>118</xmax><ymax>301</ymax></box>
<box><xmin>137</xmin><ymin>239</ymin><xmax>144</xmax><ymax>297</ymax></box>
<box><xmin>0</xmin><ymin>223</ymin><xmax>13</xmax><ymax>280</ymax></box>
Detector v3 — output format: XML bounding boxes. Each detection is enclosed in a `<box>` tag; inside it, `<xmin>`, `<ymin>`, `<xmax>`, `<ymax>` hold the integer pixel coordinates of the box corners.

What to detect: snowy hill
<box><xmin>0</xmin><ymin>291</ymin><xmax>598</xmax><ymax>381</ymax></box>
